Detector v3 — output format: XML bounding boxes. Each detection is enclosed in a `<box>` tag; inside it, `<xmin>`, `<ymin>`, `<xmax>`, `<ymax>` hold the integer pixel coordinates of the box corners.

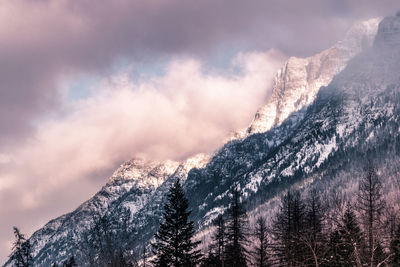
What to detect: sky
<box><xmin>0</xmin><ymin>0</ymin><xmax>399</xmax><ymax>263</ymax></box>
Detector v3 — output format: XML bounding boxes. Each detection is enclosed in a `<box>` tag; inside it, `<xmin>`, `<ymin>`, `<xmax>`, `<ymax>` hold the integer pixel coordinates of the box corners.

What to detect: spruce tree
<box><xmin>271</xmin><ymin>191</ymin><xmax>307</xmax><ymax>266</ymax></box>
<box><xmin>201</xmin><ymin>215</ymin><xmax>226</xmax><ymax>267</ymax></box>
<box><xmin>225</xmin><ymin>187</ymin><xmax>247</xmax><ymax>267</ymax></box>
<box><xmin>63</xmin><ymin>256</ymin><xmax>77</xmax><ymax>267</ymax></box>
<box><xmin>213</xmin><ymin>215</ymin><xmax>226</xmax><ymax>266</ymax></box>
<box><xmin>10</xmin><ymin>227</ymin><xmax>32</xmax><ymax>267</ymax></box>
<box><xmin>152</xmin><ymin>179</ymin><xmax>201</xmax><ymax>267</ymax></box>
<box><xmin>336</xmin><ymin>207</ymin><xmax>364</xmax><ymax>267</ymax></box>
<box><xmin>390</xmin><ymin>224</ymin><xmax>400</xmax><ymax>266</ymax></box>
<box><xmin>253</xmin><ymin>216</ymin><xmax>270</xmax><ymax>267</ymax></box>
<box><xmin>302</xmin><ymin>190</ymin><xmax>326</xmax><ymax>267</ymax></box>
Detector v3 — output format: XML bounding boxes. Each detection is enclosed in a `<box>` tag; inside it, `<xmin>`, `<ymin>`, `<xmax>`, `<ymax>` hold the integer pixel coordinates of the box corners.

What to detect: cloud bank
<box><xmin>0</xmin><ymin>50</ymin><xmax>285</xmax><ymax>259</ymax></box>
<box><xmin>1</xmin><ymin>0</ymin><xmax>399</xmax><ymax>151</ymax></box>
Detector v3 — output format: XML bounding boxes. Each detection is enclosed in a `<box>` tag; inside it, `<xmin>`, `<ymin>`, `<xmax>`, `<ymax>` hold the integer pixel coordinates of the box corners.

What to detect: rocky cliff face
<box><xmin>234</xmin><ymin>18</ymin><xmax>381</xmax><ymax>139</ymax></box>
<box><xmin>7</xmin><ymin>15</ymin><xmax>400</xmax><ymax>267</ymax></box>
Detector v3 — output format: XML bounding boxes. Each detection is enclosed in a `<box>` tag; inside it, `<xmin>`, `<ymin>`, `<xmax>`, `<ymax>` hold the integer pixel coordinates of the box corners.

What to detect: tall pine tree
<box><xmin>152</xmin><ymin>179</ymin><xmax>201</xmax><ymax>267</ymax></box>
<box><xmin>336</xmin><ymin>206</ymin><xmax>364</xmax><ymax>267</ymax></box>
<box><xmin>225</xmin><ymin>187</ymin><xmax>247</xmax><ymax>267</ymax></box>
<box><xmin>253</xmin><ymin>216</ymin><xmax>270</xmax><ymax>267</ymax></box>
<box><xmin>390</xmin><ymin>224</ymin><xmax>400</xmax><ymax>266</ymax></box>
<box><xmin>10</xmin><ymin>227</ymin><xmax>32</xmax><ymax>267</ymax></box>
<box><xmin>271</xmin><ymin>191</ymin><xmax>307</xmax><ymax>266</ymax></box>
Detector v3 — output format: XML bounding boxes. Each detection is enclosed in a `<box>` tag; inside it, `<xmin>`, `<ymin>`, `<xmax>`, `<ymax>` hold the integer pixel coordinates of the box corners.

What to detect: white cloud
<box><xmin>0</xmin><ymin>50</ymin><xmax>285</xmax><ymax>258</ymax></box>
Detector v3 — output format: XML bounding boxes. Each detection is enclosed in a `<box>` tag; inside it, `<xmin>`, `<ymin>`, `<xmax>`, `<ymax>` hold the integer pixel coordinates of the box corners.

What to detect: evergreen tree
<box><xmin>326</xmin><ymin>229</ymin><xmax>342</xmax><ymax>267</ymax></box>
<box><xmin>201</xmin><ymin>215</ymin><xmax>226</xmax><ymax>267</ymax></box>
<box><xmin>336</xmin><ymin>207</ymin><xmax>364</xmax><ymax>267</ymax></box>
<box><xmin>10</xmin><ymin>227</ymin><xmax>32</xmax><ymax>267</ymax></box>
<box><xmin>225</xmin><ymin>187</ymin><xmax>247</xmax><ymax>267</ymax></box>
<box><xmin>213</xmin><ymin>215</ymin><xmax>226</xmax><ymax>266</ymax></box>
<box><xmin>390</xmin><ymin>224</ymin><xmax>400</xmax><ymax>266</ymax></box>
<box><xmin>200</xmin><ymin>250</ymin><xmax>220</xmax><ymax>267</ymax></box>
<box><xmin>63</xmin><ymin>256</ymin><xmax>77</xmax><ymax>267</ymax></box>
<box><xmin>142</xmin><ymin>243</ymin><xmax>148</xmax><ymax>267</ymax></box>
<box><xmin>271</xmin><ymin>191</ymin><xmax>307</xmax><ymax>266</ymax></box>
<box><xmin>253</xmin><ymin>216</ymin><xmax>270</xmax><ymax>267</ymax></box>
<box><xmin>152</xmin><ymin>179</ymin><xmax>201</xmax><ymax>267</ymax></box>
<box><xmin>302</xmin><ymin>190</ymin><xmax>326</xmax><ymax>267</ymax></box>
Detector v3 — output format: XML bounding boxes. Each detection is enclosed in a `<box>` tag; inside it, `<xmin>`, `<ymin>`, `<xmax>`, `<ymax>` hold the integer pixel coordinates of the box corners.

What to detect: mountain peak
<box><xmin>231</xmin><ymin>18</ymin><xmax>381</xmax><ymax>140</ymax></box>
<box><xmin>109</xmin><ymin>158</ymin><xmax>180</xmax><ymax>186</ymax></box>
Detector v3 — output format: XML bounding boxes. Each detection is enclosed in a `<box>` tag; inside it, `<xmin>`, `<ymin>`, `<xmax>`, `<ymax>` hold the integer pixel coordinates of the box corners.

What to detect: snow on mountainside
<box><xmin>7</xmin><ymin>15</ymin><xmax>400</xmax><ymax>266</ymax></box>
<box><xmin>5</xmin><ymin>154</ymin><xmax>208</xmax><ymax>266</ymax></box>
<box><xmin>183</xmin><ymin>13</ymin><xmax>400</xmax><ymax>232</ymax></box>
<box><xmin>233</xmin><ymin>18</ymin><xmax>381</xmax><ymax>139</ymax></box>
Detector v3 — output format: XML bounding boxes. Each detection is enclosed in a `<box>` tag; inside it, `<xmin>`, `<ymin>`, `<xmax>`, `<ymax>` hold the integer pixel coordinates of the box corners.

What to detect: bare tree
<box><xmin>357</xmin><ymin>163</ymin><xmax>386</xmax><ymax>267</ymax></box>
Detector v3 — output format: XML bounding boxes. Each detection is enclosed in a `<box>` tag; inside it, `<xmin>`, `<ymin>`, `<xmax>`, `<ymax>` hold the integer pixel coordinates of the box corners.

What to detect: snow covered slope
<box><xmin>234</xmin><ymin>18</ymin><xmax>380</xmax><ymax>139</ymax></box>
<box><xmin>4</xmin><ymin>154</ymin><xmax>208</xmax><ymax>266</ymax></box>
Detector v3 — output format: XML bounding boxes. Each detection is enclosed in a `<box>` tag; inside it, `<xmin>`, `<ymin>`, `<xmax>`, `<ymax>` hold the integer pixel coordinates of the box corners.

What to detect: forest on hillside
<box><xmin>8</xmin><ymin>163</ymin><xmax>400</xmax><ymax>267</ymax></box>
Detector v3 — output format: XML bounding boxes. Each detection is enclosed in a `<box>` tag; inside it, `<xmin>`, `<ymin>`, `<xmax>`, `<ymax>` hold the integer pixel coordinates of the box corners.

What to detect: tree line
<box><xmin>8</xmin><ymin>163</ymin><xmax>400</xmax><ymax>266</ymax></box>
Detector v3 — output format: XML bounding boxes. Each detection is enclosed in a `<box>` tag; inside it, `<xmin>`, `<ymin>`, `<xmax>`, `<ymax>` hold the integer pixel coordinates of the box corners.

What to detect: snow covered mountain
<box><xmin>233</xmin><ymin>18</ymin><xmax>380</xmax><ymax>139</ymax></box>
<box><xmin>6</xmin><ymin>14</ymin><xmax>400</xmax><ymax>266</ymax></box>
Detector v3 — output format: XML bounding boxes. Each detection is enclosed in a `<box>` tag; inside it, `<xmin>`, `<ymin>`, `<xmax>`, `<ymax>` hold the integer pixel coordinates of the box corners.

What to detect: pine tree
<box><xmin>213</xmin><ymin>215</ymin><xmax>226</xmax><ymax>266</ymax></box>
<box><xmin>142</xmin><ymin>243</ymin><xmax>148</xmax><ymax>267</ymax></box>
<box><xmin>336</xmin><ymin>207</ymin><xmax>364</xmax><ymax>267</ymax></box>
<box><xmin>301</xmin><ymin>190</ymin><xmax>326</xmax><ymax>267</ymax></box>
<box><xmin>200</xmin><ymin>250</ymin><xmax>220</xmax><ymax>267</ymax></box>
<box><xmin>225</xmin><ymin>187</ymin><xmax>247</xmax><ymax>267</ymax></box>
<box><xmin>327</xmin><ymin>229</ymin><xmax>342</xmax><ymax>267</ymax></box>
<box><xmin>201</xmin><ymin>215</ymin><xmax>226</xmax><ymax>267</ymax></box>
<box><xmin>63</xmin><ymin>256</ymin><xmax>77</xmax><ymax>267</ymax></box>
<box><xmin>271</xmin><ymin>191</ymin><xmax>307</xmax><ymax>266</ymax></box>
<box><xmin>10</xmin><ymin>227</ymin><xmax>32</xmax><ymax>267</ymax></box>
<box><xmin>253</xmin><ymin>216</ymin><xmax>270</xmax><ymax>267</ymax></box>
<box><xmin>390</xmin><ymin>224</ymin><xmax>400</xmax><ymax>266</ymax></box>
<box><xmin>152</xmin><ymin>179</ymin><xmax>201</xmax><ymax>267</ymax></box>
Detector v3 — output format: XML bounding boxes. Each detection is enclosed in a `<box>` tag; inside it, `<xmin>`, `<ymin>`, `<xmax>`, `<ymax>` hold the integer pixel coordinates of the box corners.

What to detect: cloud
<box><xmin>0</xmin><ymin>50</ymin><xmax>284</xmax><ymax>261</ymax></box>
<box><xmin>1</xmin><ymin>0</ymin><xmax>399</xmax><ymax>151</ymax></box>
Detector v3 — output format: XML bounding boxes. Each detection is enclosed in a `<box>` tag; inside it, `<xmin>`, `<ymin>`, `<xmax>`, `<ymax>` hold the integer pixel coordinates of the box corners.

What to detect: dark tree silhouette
<box><xmin>201</xmin><ymin>215</ymin><xmax>226</xmax><ymax>267</ymax></box>
<box><xmin>357</xmin><ymin>163</ymin><xmax>385</xmax><ymax>267</ymax></box>
<box><xmin>152</xmin><ymin>179</ymin><xmax>201</xmax><ymax>267</ymax></box>
<box><xmin>63</xmin><ymin>256</ymin><xmax>77</xmax><ymax>267</ymax></box>
<box><xmin>224</xmin><ymin>187</ymin><xmax>248</xmax><ymax>267</ymax></box>
<box><xmin>213</xmin><ymin>215</ymin><xmax>226</xmax><ymax>266</ymax></box>
<box><xmin>390</xmin><ymin>224</ymin><xmax>400</xmax><ymax>266</ymax></box>
<box><xmin>335</xmin><ymin>206</ymin><xmax>365</xmax><ymax>267</ymax></box>
<box><xmin>271</xmin><ymin>191</ymin><xmax>307</xmax><ymax>266</ymax></box>
<box><xmin>10</xmin><ymin>227</ymin><xmax>32</xmax><ymax>267</ymax></box>
<box><xmin>253</xmin><ymin>216</ymin><xmax>270</xmax><ymax>267</ymax></box>
<box><xmin>301</xmin><ymin>189</ymin><xmax>327</xmax><ymax>267</ymax></box>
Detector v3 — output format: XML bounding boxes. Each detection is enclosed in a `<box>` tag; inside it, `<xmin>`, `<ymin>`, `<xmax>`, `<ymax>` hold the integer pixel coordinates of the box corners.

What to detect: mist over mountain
<box><xmin>5</xmin><ymin>14</ymin><xmax>400</xmax><ymax>266</ymax></box>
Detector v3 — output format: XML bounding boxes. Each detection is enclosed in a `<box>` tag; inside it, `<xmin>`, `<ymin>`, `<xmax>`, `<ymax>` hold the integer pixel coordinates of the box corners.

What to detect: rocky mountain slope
<box><xmin>6</xmin><ymin>15</ymin><xmax>400</xmax><ymax>266</ymax></box>
<box><xmin>233</xmin><ymin>18</ymin><xmax>380</xmax><ymax>139</ymax></box>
